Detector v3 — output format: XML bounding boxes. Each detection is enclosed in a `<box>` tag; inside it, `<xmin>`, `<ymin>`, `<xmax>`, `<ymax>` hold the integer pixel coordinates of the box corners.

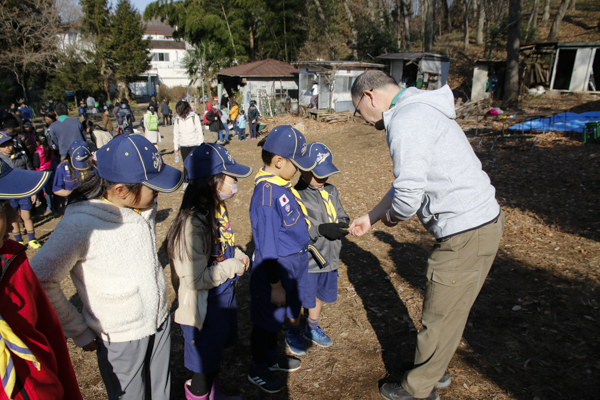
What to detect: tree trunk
<box><xmin>313</xmin><ymin>0</ymin><xmax>336</xmax><ymax>60</ymax></box>
<box><xmin>568</xmin><ymin>0</ymin><xmax>575</xmax><ymax>11</ymax></box>
<box><xmin>424</xmin><ymin>0</ymin><xmax>434</xmax><ymax>51</ymax></box>
<box><xmin>547</xmin><ymin>0</ymin><xmax>570</xmax><ymax>41</ymax></box>
<box><xmin>366</xmin><ymin>0</ymin><xmax>376</xmax><ymax>22</ymax></box>
<box><xmin>542</xmin><ymin>0</ymin><xmax>551</xmax><ymax>24</ymax></box>
<box><xmin>397</xmin><ymin>0</ymin><xmax>404</xmax><ymax>48</ymax></box>
<box><xmin>527</xmin><ymin>0</ymin><xmax>540</xmax><ymax>30</ymax></box>
<box><xmin>249</xmin><ymin>25</ymin><xmax>255</xmax><ymax>61</ymax></box>
<box><xmin>13</xmin><ymin>69</ymin><xmax>28</xmax><ymax>102</ymax></box>
<box><xmin>443</xmin><ymin>0</ymin><xmax>451</xmax><ymax>32</ymax></box>
<box><xmin>343</xmin><ymin>0</ymin><xmax>358</xmax><ymax>59</ymax></box>
<box><xmin>477</xmin><ymin>0</ymin><xmax>485</xmax><ymax>45</ymax></box>
<box><xmin>464</xmin><ymin>0</ymin><xmax>470</xmax><ymax>50</ymax></box>
<box><xmin>503</xmin><ymin>0</ymin><xmax>521</xmax><ymax>104</ymax></box>
<box><xmin>401</xmin><ymin>0</ymin><xmax>412</xmax><ymax>51</ymax></box>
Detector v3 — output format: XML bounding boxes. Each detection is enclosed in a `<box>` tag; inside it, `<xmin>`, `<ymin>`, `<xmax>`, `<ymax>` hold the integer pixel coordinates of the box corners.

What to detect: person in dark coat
<box><xmin>206</xmin><ymin>102</ymin><xmax>224</xmax><ymax>136</ymax></box>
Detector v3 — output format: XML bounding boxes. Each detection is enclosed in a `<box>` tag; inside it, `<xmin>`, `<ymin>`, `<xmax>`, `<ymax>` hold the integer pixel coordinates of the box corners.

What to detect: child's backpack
<box><xmin>116</xmin><ymin>108</ymin><xmax>131</xmax><ymax>128</ymax></box>
<box><xmin>147</xmin><ymin>113</ymin><xmax>159</xmax><ymax>131</ymax></box>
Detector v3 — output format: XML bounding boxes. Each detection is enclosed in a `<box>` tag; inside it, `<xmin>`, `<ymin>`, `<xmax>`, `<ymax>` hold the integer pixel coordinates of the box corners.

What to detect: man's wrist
<box><xmin>386</xmin><ymin>209</ymin><xmax>399</xmax><ymax>225</ymax></box>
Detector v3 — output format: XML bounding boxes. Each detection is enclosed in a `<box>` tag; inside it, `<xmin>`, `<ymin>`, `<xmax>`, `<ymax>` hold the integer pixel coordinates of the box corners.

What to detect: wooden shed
<box><xmin>377</xmin><ymin>52</ymin><xmax>450</xmax><ymax>90</ymax></box>
<box><xmin>549</xmin><ymin>42</ymin><xmax>600</xmax><ymax>92</ymax></box>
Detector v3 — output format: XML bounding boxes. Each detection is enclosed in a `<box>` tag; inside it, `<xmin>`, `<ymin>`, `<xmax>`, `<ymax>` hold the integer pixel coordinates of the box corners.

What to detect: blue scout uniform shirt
<box><xmin>52</xmin><ymin>160</ymin><xmax>84</xmax><ymax>192</ymax></box>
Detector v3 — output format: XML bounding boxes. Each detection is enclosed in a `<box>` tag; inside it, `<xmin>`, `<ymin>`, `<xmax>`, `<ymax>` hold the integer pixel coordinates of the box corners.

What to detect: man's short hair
<box><xmin>351</xmin><ymin>70</ymin><xmax>398</xmax><ymax>100</ymax></box>
<box><xmin>55</xmin><ymin>102</ymin><xmax>69</xmax><ymax>116</ymax></box>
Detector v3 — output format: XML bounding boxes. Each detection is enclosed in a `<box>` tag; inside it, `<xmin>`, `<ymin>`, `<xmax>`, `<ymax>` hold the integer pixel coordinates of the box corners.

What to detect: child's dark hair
<box><xmin>176</xmin><ymin>100</ymin><xmax>191</xmax><ymax>116</ymax></box>
<box><xmin>167</xmin><ymin>173</ymin><xmax>226</xmax><ymax>262</ymax></box>
<box><xmin>257</xmin><ymin>136</ymin><xmax>276</xmax><ymax>165</ymax></box>
<box><xmin>68</xmin><ymin>159</ymin><xmax>142</xmax><ymax>205</ymax></box>
<box><xmin>35</xmin><ymin>133</ymin><xmax>52</xmax><ymax>160</ymax></box>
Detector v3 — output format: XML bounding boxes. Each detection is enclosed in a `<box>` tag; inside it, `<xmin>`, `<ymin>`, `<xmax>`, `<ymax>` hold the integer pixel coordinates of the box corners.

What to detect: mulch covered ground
<box><xmin>26</xmin><ymin>96</ymin><xmax>600</xmax><ymax>399</ymax></box>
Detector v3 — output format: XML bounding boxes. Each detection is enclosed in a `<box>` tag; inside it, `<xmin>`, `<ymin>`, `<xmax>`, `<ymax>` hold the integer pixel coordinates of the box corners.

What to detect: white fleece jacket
<box><xmin>384</xmin><ymin>85</ymin><xmax>500</xmax><ymax>239</ymax></box>
<box><xmin>30</xmin><ymin>200</ymin><xmax>168</xmax><ymax>346</ymax></box>
<box><xmin>173</xmin><ymin>111</ymin><xmax>204</xmax><ymax>150</ymax></box>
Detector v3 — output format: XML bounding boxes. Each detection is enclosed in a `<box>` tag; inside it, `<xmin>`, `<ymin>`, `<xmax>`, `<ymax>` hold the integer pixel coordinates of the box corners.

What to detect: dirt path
<box><xmin>26</xmin><ymin>110</ymin><xmax>600</xmax><ymax>399</ymax></box>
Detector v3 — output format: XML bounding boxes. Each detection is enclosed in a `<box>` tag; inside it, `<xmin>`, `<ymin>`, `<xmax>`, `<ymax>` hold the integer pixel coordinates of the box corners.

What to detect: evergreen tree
<box><xmin>110</xmin><ymin>0</ymin><xmax>151</xmax><ymax>87</ymax></box>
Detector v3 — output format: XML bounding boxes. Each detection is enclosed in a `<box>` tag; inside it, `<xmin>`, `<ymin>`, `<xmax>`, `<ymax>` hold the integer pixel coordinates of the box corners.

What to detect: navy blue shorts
<box><xmin>181</xmin><ymin>284</ymin><xmax>238</xmax><ymax>374</ymax></box>
<box><xmin>250</xmin><ymin>252</ymin><xmax>313</xmax><ymax>332</ymax></box>
<box><xmin>305</xmin><ymin>270</ymin><xmax>339</xmax><ymax>304</ymax></box>
<box><xmin>9</xmin><ymin>197</ymin><xmax>32</xmax><ymax>211</ymax></box>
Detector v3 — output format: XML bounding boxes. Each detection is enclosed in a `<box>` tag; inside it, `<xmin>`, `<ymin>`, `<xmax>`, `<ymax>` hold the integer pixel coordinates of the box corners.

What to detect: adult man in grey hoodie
<box><xmin>349</xmin><ymin>70</ymin><xmax>504</xmax><ymax>400</ymax></box>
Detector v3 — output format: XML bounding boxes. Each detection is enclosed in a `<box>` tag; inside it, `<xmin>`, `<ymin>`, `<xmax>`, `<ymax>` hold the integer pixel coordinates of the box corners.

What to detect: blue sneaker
<box><xmin>303</xmin><ymin>326</ymin><xmax>333</xmax><ymax>347</ymax></box>
<box><xmin>285</xmin><ymin>331</ymin><xmax>306</xmax><ymax>355</ymax></box>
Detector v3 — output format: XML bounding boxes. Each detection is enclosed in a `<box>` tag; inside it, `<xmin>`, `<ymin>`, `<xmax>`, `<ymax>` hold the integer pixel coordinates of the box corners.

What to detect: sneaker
<box><xmin>435</xmin><ymin>370</ymin><xmax>451</xmax><ymax>389</ymax></box>
<box><xmin>247</xmin><ymin>368</ymin><xmax>284</xmax><ymax>394</ymax></box>
<box><xmin>28</xmin><ymin>239</ymin><xmax>42</xmax><ymax>249</ymax></box>
<box><xmin>285</xmin><ymin>331</ymin><xmax>306</xmax><ymax>355</ymax></box>
<box><xmin>303</xmin><ymin>326</ymin><xmax>333</xmax><ymax>347</ymax></box>
<box><xmin>268</xmin><ymin>355</ymin><xmax>301</xmax><ymax>372</ymax></box>
<box><xmin>380</xmin><ymin>383</ymin><xmax>439</xmax><ymax>400</ymax></box>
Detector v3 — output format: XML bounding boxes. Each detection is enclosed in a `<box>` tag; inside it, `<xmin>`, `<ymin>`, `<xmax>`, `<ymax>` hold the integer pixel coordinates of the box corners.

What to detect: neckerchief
<box><xmin>300</xmin><ymin>176</ymin><xmax>338</xmax><ymax>223</ymax></box>
<box><xmin>0</xmin><ymin>314</ymin><xmax>41</xmax><ymax>397</ymax></box>
<box><xmin>214</xmin><ymin>204</ymin><xmax>235</xmax><ymax>256</ymax></box>
<box><xmin>254</xmin><ymin>168</ymin><xmax>312</xmax><ymax>228</ymax></box>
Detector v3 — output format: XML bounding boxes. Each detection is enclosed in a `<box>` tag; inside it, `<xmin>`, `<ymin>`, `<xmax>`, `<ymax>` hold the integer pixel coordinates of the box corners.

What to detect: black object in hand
<box><xmin>318</xmin><ymin>223</ymin><xmax>349</xmax><ymax>240</ymax></box>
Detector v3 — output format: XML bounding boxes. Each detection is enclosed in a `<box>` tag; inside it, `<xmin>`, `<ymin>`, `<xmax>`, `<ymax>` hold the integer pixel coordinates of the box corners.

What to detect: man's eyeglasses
<box><xmin>353</xmin><ymin>92</ymin><xmax>366</xmax><ymax>118</ymax></box>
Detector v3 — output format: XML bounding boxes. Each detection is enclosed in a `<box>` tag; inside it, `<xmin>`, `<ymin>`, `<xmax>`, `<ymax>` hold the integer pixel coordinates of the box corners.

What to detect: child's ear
<box><xmin>112</xmin><ymin>184</ymin><xmax>129</xmax><ymax>199</ymax></box>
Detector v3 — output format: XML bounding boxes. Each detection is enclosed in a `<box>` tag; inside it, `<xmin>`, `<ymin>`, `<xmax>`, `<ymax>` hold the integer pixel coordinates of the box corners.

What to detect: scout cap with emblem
<box><xmin>96</xmin><ymin>133</ymin><xmax>183</xmax><ymax>193</ymax></box>
<box><xmin>0</xmin><ymin>158</ymin><xmax>50</xmax><ymax>199</ymax></box>
<box><xmin>0</xmin><ymin>131</ymin><xmax>13</xmax><ymax>146</ymax></box>
<box><xmin>263</xmin><ymin>125</ymin><xmax>316</xmax><ymax>171</ymax></box>
<box><xmin>184</xmin><ymin>143</ymin><xmax>252</xmax><ymax>179</ymax></box>
<box><xmin>68</xmin><ymin>141</ymin><xmax>91</xmax><ymax>170</ymax></box>
<box><xmin>306</xmin><ymin>142</ymin><xmax>340</xmax><ymax>179</ymax></box>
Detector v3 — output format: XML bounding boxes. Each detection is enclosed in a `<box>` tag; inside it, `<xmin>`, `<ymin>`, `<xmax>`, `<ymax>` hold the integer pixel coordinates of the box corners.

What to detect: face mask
<box><xmin>218</xmin><ymin>179</ymin><xmax>237</xmax><ymax>201</ymax></box>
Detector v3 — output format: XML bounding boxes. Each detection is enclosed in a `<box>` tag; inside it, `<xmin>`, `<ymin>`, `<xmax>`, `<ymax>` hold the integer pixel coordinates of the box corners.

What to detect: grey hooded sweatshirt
<box><xmin>384</xmin><ymin>85</ymin><xmax>500</xmax><ymax>239</ymax></box>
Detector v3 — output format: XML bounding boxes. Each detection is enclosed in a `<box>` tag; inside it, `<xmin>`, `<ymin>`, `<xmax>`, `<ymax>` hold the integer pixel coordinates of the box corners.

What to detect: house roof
<box><xmin>217</xmin><ymin>59</ymin><xmax>298</xmax><ymax>78</ymax></box>
<box><xmin>377</xmin><ymin>52</ymin><xmax>450</xmax><ymax>62</ymax></box>
<box><xmin>145</xmin><ymin>20</ymin><xmax>175</xmax><ymax>36</ymax></box>
<box><xmin>150</xmin><ymin>40</ymin><xmax>186</xmax><ymax>50</ymax></box>
<box><xmin>292</xmin><ymin>61</ymin><xmax>385</xmax><ymax>69</ymax></box>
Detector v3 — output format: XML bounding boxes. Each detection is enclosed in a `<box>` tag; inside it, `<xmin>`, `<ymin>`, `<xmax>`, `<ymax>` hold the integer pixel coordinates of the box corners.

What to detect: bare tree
<box><xmin>547</xmin><ymin>0</ymin><xmax>570</xmax><ymax>41</ymax></box>
<box><xmin>442</xmin><ymin>0</ymin><xmax>451</xmax><ymax>32</ymax></box>
<box><xmin>424</xmin><ymin>0</ymin><xmax>435</xmax><ymax>51</ymax></box>
<box><xmin>525</xmin><ymin>0</ymin><xmax>539</xmax><ymax>43</ymax></box>
<box><xmin>343</xmin><ymin>0</ymin><xmax>358</xmax><ymax>59</ymax></box>
<box><xmin>56</xmin><ymin>0</ymin><xmax>82</xmax><ymax>23</ymax></box>
<box><xmin>568</xmin><ymin>0</ymin><xmax>575</xmax><ymax>11</ymax></box>
<box><xmin>542</xmin><ymin>0</ymin><xmax>551</xmax><ymax>24</ymax></box>
<box><xmin>401</xmin><ymin>0</ymin><xmax>412</xmax><ymax>50</ymax></box>
<box><xmin>504</xmin><ymin>0</ymin><xmax>521</xmax><ymax>103</ymax></box>
<box><xmin>464</xmin><ymin>0</ymin><xmax>470</xmax><ymax>50</ymax></box>
<box><xmin>0</xmin><ymin>0</ymin><xmax>60</xmax><ymax>101</ymax></box>
<box><xmin>313</xmin><ymin>0</ymin><xmax>336</xmax><ymax>59</ymax></box>
<box><xmin>476</xmin><ymin>0</ymin><xmax>485</xmax><ymax>45</ymax></box>
<box><xmin>366</xmin><ymin>0</ymin><xmax>376</xmax><ymax>22</ymax></box>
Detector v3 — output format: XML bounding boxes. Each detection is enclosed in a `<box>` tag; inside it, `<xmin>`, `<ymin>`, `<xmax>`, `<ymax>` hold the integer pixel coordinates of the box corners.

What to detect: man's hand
<box><xmin>318</xmin><ymin>223</ymin><xmax>349</xmax><ymax>240</ymax></box>
<box><xmin>270</xmin><ymin>281</ymin><xmax>286</xmax><ymax>307</ymax></box>
<box><xmin>349</xmin><ymin>214</ymin><xmax>372</xmax><ymax>236</ymax></box>
<box><xmin>82</xmin><ymin>339</ymin><xmax>99</xmax><ymax>352</ymax></box>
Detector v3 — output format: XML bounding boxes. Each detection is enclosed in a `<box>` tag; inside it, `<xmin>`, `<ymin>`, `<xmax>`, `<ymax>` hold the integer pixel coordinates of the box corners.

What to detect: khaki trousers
<box><xmin>403</xmin><ymin>211</ymin><xmax>505</xmax><ymax>398</ymax></box>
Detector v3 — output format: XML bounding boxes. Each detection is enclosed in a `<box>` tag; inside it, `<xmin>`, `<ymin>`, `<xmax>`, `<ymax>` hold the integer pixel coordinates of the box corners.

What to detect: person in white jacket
<box><xmin>31</xmin><ymin>133</ymin><xmax>184</xmax><ymax>400</ymax></box>
<box><xmin>173</xmin><ymin>100</ymin><xmax>204</xmax><ymax>190</ymax></box>
<box><xmin>167</xmin><ymin>143</ymin><xmax>252</xmax><ymax>400</ymax></box>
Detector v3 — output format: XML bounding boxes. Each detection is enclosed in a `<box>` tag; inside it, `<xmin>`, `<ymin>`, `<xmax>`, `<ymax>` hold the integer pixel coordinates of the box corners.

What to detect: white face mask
<box><xmin>218</xmin><ymin>179</ymin><xmax>237</xmax><ymax>201</ymax></box>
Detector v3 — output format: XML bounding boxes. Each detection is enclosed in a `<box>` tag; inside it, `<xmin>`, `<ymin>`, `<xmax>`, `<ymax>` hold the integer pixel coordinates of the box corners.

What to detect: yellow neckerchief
<box><xmin>0</xmin><ymin>315</ymin><xmax>41</xmax><ymax>397</ymax></box>
<box><xmin>300</xmin><ymin>176</ymin><xmax>338</xmax><ymax>223</ymax></box>
<box><xmin>215</xmin><ymin>204</ymin><xmax>235</xmax><ymax>254</ymax></box>
<box><xmin>254</xmin><ymin>168</ymin><xmax>311</xmax><ymax>228</ymax></box>
<box><xmin>101</xmin><ymin>197</ymin><xmax>141</xmax><ymax>214</ymax></box>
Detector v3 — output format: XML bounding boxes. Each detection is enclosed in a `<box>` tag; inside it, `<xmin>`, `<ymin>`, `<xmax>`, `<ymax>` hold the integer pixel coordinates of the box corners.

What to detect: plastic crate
<box><xmin>583</xmin><ymin>121</ymin><xmax>600</xmax><ymax>144</ymax></box>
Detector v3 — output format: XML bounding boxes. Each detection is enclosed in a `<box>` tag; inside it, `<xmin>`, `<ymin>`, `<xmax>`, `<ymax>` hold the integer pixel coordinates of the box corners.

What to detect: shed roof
<box><xmin>377</xmin><ymin>52</ymin><xmax>450</xmax><ymax>62</ymax></box>
<box><xmin>217</xmin><ymin>59</ymin><xmax>298</xmax><ymax>78</ymax></box>
<box><xmin>292</xmin><ymin>61</ymin><xmax>385</xmax><ymax>69</ymax></box>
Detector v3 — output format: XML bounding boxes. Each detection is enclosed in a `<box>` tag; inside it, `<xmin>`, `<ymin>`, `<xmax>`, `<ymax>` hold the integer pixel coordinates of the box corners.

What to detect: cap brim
<box><xmin>290</xmin><ymin>156</ymin><xmax>316</xmax><ymax>171</ymax></box>
<box><xmin>223</xmin><ymin>163</ymin><xmax>253</xmax><ymax>179</ymax></box>
<box><xmin>142</xmin><ymin>164</ymin><xmax>184</xmax><ymax>193</ymax></box>
<box><xmin>0</xmin><ymin>169</ymin><xmax>50</xmax><ymax>199</ymax></box>
<box><xmin>311</xmin><ymin>164</ymin><xmax>340</xmax><ymax>179</ymax></box>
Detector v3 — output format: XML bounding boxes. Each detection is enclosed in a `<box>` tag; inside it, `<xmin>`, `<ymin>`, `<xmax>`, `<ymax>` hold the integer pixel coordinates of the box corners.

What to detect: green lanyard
<box><xmin>390</xmin><ymin>88</ymin><xmax>406</xmax><ymax>109</ymax></box>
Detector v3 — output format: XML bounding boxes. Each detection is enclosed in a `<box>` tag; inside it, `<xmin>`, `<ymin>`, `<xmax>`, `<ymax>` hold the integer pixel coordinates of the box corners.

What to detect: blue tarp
<box><xmin>508</xmin><ymin>112</ymin><xmax>600</xmax><ymax>133</ymax></box>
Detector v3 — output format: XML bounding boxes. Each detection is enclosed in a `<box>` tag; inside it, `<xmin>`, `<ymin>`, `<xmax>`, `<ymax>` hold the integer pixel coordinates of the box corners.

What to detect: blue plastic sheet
<box><xmin>508</xmin><ymin>112</ymin><xmax>600</xmax><ymax>133</ymax></box>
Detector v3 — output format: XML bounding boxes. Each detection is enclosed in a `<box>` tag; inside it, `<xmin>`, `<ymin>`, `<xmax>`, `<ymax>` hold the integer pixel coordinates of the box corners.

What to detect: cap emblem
<box><xmin>301</xmin><ymin>142</ymin><xmax>307</xmax><ymax>156</ymax></box>
<box><xmin>315</xmin><ymin>152</ymin><xmax>330</xmax><ymax>165</ymax></box>
<box><xmin>153</xmin><ymin>152</ymin><xmax>162</xmax><ymax>171</ymax></box>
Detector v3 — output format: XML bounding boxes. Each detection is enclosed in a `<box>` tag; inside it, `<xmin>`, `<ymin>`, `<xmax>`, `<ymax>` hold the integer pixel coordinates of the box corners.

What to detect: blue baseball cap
<box><xmin>68</xmin><ymin>141</ymin><xmax>91</xmax><ymax>171</ymax></box>
<box><xmin>184</xmin><ymin>143</ymin><xmax>252</xmax><ymax>179</ymax></box>
<box><xmin>0</xmin><ymin>131</ymin><xmax>13</xmax><ymax>146</ymax></box>
<box><xmin>96</xmin><ymin>133</ymin><xmax>183</xmax><ymax>193</ymax></box>
<box><xmin>262</xmin><ymin>125</ymin><xmax>315</xmax><ymax>171</ymax></box>
<box><xmin>306</xmin><ymin>142</ymin><xmax>340</xmax><ymax>178</ymax></box>
<box><xmin>0</xmin><ymin>159</ymin><xmax>50</xmax><ymax>199</ymax></box>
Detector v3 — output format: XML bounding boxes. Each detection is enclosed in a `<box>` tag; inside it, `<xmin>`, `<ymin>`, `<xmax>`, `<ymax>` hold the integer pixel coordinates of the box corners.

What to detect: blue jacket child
<box><xmin>247</xmin><ymin>125</ymin><xmax>317</xmax><ymax>394</ymax></box>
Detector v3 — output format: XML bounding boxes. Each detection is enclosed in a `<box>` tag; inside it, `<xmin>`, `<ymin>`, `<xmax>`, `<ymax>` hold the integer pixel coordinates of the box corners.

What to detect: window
<box><xmin>334</xmin><ymin>76</ymin><xmax>353</xmax><ymax>92</ymax></box>
<box><xmin>151</xmin><ymin>53</ymin><xmax>170</xmax><ymax>62</ymax></box>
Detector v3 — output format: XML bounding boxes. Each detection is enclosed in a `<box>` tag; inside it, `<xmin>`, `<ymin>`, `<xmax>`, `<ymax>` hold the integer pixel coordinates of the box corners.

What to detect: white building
<box><xmin>130</xmin><ymin>23</ymin><xmax>192</xmax><ymax>96</ymax></box>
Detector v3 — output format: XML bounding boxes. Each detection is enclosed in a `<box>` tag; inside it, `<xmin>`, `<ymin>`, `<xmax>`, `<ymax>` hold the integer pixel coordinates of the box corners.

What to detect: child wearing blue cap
<box><xmin>0</xmin><ymin>131</ymin><xmax>41</xmax><ymax>249</ymax></box>
<box><xmin>247</xmin><ymin>125</ymin><xmax>318</xmax><ymax>394</ymax></box>
<box><xmin>167</xmin><ymin>143</ymin><xmax>252</xmax><ymax>400</ymax></box>
<box><xmin>31</xmin><ymin>133</ymin><xmax>183</xmax><ymax>400</ymax></box>
<box><xmin>0</xmin><ymin>159</ymin><xmax>84</xmax><ymax>399</ymax></box>
<box><xmin>294</xmin><ymin>142</ymin><xmax>349</xmax><ymax>349</ymax></box>
<box><xmin>52</xmin><ymin>141</ymin><xmax>91</xmax><ymax>204</ymax></box>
